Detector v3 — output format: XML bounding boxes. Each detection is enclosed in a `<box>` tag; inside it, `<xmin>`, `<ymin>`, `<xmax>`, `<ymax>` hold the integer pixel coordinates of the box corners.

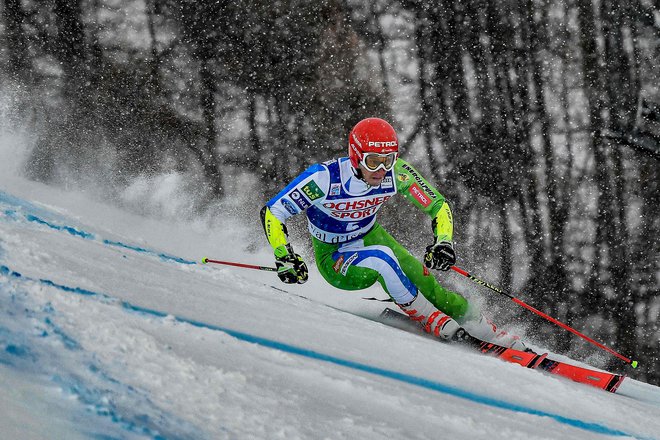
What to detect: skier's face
<box><xmin>360</xmin><ymin>164</ymin><xmax>387</xmax><ymax>186</ymax></box>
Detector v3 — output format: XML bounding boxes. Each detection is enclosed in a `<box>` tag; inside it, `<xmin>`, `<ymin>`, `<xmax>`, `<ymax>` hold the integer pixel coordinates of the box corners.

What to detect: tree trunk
<box><xmin>247</xmin><ymin>89</ymin><xmax>261</xmax><ymax>164</ymax></box>
<box><xmin>2</xmin><ymin>0</ymin><xmax>30</xmax><ymax>79</ymax></box>
<box><xmin>499</xmin><ymin>199</ymin><xmax>513</xmax><ymax>291</ymax></box>
<box><xmin>145</xmin><ymin>0</ymin><xmax>163</xmax><ymax>93</ymax></box>
<box><xmin>414</xmin><ymin>13</ymin><xmax>441</xmax><ymax>181</ymax></box>
<box><xmin>53</xmin><ymin>0</ymin><xmax>88</xmax><ymax>96</ymax></box>
<box><xmin>512</xmin><ymin>0</ymin><xmax>547</xmax><ymax>306</ymax></box>
<box><xmin>575</xmin><ymin>0</ymin><xmax>619</xmax><ymax>319</ymax></box>
<box><xmin>199</xmin><ymin>58</ymin><xmax>223</xmax><ymax>198</ymax></box>
<box><xmin>526</xmin><ymin>0</ymin><xmax>570</xmax><ymax>313</ymax></box>
<box><xmin>601</xmin><ymin>0</ymin><xmax>637</xmax><ymax>364</ymax></box>
<box><xmin>368</xmin><ymin>1</ymin><xmax>392</xmax><ymax>109</ymax></box>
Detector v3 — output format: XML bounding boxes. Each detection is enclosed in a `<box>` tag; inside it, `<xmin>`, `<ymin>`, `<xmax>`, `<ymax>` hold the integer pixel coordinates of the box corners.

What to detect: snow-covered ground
<box><xmin>1</xmin><ymin>141</ymin><xmax>659</xmax><ymax>440</ymax></box>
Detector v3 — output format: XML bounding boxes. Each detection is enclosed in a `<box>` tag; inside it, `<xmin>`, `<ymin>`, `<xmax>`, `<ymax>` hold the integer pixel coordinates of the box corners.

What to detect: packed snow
<box><xmin>1</xmin><ymin>139</ymin><xmax>659</xmax><ymax>440</ymax></box>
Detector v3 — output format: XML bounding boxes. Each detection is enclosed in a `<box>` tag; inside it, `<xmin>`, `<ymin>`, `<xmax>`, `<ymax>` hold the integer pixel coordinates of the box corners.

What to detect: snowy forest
<box><xmin>1</xmin><ymin>0</ymin><xmax>659</xmax><ymax>385</ymax></box>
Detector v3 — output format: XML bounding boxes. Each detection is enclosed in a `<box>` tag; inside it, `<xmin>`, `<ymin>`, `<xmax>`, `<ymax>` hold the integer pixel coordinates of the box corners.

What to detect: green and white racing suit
<box><xmin>263</xmin><ymin>156</ymin><xmax>470</xmax><ymax>321</ymax></box>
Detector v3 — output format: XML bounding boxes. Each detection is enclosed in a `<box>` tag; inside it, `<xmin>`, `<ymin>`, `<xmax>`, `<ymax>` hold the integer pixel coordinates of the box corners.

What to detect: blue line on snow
<box><xmin>0</xmin><ymin>269</ymin><xmax>200</xmax><ymax>440</ymax></box>
<box><xmin>101</xmin><ymin>240</ymin><xmax>193</xmax><ymax>265</ymax></box>
<box><xmin>137</xmin><ymin>314</ymin><xmax>645</xmax><ymax>439</ymax></box>
<box><xmin>39</xmin><ymin>279</ymin><xmax>105</xmax><ymax>297</ymax></box>
<box><xmin>0</xmin><ymin>263</ymin><xmax>650</xmax><ymax>440</ymax></box>
<box><xmin>1</xmin><ymin>193</ymin><xmax>195</xmax><ymax>265</ymax></box>
<box><xmin>25</xmin><ymin>214</ymin><xmax>95</xmax><ymax>239</ymax></box>
<box><xmin>0</xmin><ymin>191</ymin><xmax>55</xmax><ymax>219</ymax></box>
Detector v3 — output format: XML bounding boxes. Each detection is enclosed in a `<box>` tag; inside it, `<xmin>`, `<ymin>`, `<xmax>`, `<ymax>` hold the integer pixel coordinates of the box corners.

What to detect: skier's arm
<box><xmin>393</xmin><ymin>158</ymin><xmax>456</xmax><ymax>269</ymax></box>
<box><xmin>260</xmin><ymin>206</ymin><xmax>288</xmax><ymax>250</ymax></box>
<box><xmin>393</xmin><ymin>158</ymin><xmax>453</xmax><ymax>240</ymax></box>
<box><xmin>260</xmin><ymin>164</ymin><xmax>329</xmax><ymax>283</ymax></box>
<box><xmin>432</xmin><ymin>199</ymin><xmax>454</xmax><ymax>243</ymax></box>
<box><xmin>261</xmin><ymin>163</ymin><xmax>329</xmax><ymax>247</ymax></box>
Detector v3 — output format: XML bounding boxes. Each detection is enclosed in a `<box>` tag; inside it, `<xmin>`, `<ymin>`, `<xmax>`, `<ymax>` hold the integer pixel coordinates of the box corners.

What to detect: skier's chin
<box><xmin>366</xmin><ymin>175</ymin><xmax>384</xmax><ymax>186</ymax></box>
<box><xmin>363</xmin><ymin>170</ymin><xmax>385</xmax><ymax>186</ymax></box>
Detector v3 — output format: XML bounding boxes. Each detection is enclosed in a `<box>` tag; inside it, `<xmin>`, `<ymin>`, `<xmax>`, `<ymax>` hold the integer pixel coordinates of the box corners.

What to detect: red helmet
<box><xmin>348</xmin><ymin>118</ymin><xmax>399</xmax><ymax>169</ymax></box>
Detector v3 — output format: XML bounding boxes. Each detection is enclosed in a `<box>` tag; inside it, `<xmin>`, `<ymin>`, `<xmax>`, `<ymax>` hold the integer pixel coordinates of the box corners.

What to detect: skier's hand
<box><xmin>274</xmin><ymin>244</ymin><xmax>309</xmax><ymax>284</ymax></box>
<box><xmin>424</xmin><ymin>240</ymin><xmax>456</xmax><ymax>271</ymax></box>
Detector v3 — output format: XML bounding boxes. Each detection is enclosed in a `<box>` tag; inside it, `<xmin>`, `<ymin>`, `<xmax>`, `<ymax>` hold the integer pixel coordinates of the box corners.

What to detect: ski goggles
<box><xmin>360</xmin><ymin>152</ymin><xmax>398</xmax><ymax>172</ymax></box>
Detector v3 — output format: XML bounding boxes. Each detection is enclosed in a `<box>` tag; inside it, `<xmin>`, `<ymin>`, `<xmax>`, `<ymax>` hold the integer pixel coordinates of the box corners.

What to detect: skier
<box><xmin>260</xmin><ymin>117</ymin><xmax>525</xmax><ymax>350</ymax></box>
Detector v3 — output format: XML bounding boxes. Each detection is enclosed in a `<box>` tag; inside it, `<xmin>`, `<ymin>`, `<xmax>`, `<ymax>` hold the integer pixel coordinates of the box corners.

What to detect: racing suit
<box><xmin>262</xmin><ymin>156</ymin><xmax>469</xmax><ymax>321</ymax></box>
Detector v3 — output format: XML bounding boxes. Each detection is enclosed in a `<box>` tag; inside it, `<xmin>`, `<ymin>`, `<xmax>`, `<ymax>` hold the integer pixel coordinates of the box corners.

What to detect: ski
<box><xmin>535</xmin><ymin>358</ymin><xmax>625</xmax><ymax>393</ymax></box>
<box><xmin>458</xmin><ymin>333</ymin><xmax>549</xmax><ymax>369</ymax></box>
<box><xmin>379</xmin><ymin>308</ymin><xmax>625</xmax><ymax>393</ymax></box>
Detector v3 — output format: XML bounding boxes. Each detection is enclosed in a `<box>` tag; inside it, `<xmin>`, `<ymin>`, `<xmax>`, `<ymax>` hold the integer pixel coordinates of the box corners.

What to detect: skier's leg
<box><xmin>362</xmin><ymin>224</ymin><xmax>469</xmax><ymax>319</ymax></box>
<box><xmin>312</xmin><ymin>238</ymin><xmax>381</xmax><ymax>291</ymax></box>
<box><xmin>361</xmin><ymin>224</ymin><xmax>527</xmax><ymax>349</ymax></box>
<box><xmin>312</xmin><ymin>235</ymin><xmax>460</xmax><ymax>339</ymax></box>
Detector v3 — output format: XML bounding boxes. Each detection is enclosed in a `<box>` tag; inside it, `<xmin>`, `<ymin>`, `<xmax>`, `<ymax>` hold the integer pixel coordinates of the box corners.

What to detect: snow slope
<box><xmin>1</xmin><ymin>154</ymin><xmax>659</xmax><ymax>439</ymax></box>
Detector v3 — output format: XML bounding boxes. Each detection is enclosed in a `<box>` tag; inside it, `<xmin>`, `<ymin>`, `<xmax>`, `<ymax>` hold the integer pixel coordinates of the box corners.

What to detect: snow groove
<box><xmin>0</xmin><ymin>265</ymin><xmax>209</xmax><ymax>440</ymax></box>
<box><xmin>1</xmin><ymin>189</ymin><xmax>195</xmax><ymax>266</ymax></box>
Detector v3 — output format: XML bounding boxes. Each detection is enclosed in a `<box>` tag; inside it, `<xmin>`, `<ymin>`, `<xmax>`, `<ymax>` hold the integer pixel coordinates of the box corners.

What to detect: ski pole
<box><xmin>451</xmin><ymin>265</ymin><xmax>638</xmax><ymax>368</ymax></box>
<box><xmin>201</xmin><ymin>257</ymin><xmax>277</xmax><ymax>272</ymax></box>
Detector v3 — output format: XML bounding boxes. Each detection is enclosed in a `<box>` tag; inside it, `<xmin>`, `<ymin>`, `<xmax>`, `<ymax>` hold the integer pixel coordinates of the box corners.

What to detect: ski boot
<box><xmin>397</xmin><ymin>293</ymin><xmax>461</xmax><ymax>340</ymax></box>
<box><xmin>461</xmin><ymin>312</ymin><xmax>528</xmax><ymax>351</ymax></box>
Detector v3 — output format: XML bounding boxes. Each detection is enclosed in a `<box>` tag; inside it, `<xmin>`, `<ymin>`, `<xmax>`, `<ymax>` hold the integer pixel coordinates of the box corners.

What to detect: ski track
<box><xmin>0</xmin><ymin>276</ymin><xmax>204</xmax><ymax>440</ymax></box>
<box><xmin>1</xmin><ymin>189</ymin><xmax>659</xmax><ymax>440</ymax></box>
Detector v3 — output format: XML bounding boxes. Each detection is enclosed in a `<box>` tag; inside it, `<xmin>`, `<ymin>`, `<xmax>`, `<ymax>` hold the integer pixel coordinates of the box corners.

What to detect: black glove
<box><xmin>274</xmin><ymin>244</ymin><xmax>309</xmax><ymax>284</ymax></box>
<box><xmin>424</xmin><ymin>240</ymin><xmax>456</xmax><ymax>271</ymax></box>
